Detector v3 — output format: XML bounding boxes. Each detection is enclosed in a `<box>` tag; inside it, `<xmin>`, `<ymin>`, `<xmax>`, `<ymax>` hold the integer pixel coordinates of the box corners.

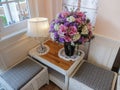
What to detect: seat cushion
<box><xmin>73</xmin><ymin>62</ymin><xmax>115</xmax><ymax>90</ymax></box>
<box><xmin>0</xmin><ymin>58</ymin><xmax>43</xmax><ymax>90</ymax></box>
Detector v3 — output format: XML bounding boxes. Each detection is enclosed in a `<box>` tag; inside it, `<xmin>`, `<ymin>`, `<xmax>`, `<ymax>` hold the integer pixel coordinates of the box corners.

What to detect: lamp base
<box><xmin>36</xmin><ymin>45</ymin><xmax>49</xmax><ymax>55</ymax></box>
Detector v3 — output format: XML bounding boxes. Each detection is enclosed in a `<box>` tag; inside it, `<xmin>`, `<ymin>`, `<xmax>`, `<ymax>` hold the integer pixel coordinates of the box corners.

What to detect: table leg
<box><xmin>64</xmin><ymin>76</ymin><xmax>69</xmax><ymax>90</ymax></box>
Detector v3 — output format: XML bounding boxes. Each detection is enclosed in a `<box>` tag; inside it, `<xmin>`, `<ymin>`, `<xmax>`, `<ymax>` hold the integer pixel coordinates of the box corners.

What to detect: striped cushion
<box><xmin>0</xmin><ymin>58</ymin><xmax>43</xmax><ymax>90</ymax></box>
<box><xmin>73</xmin><ymin>62</ymin><xmax>115</xmax><ymax>90</ymax></box>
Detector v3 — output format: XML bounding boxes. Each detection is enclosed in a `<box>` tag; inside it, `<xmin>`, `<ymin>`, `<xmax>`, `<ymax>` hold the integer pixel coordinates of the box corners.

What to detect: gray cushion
<box><xmin>0</xmin><ymin>58</ymin><xmax>43</xmax><ymax>90</ymax></box>
<box><xmin>73</xmin><ymin>62</ymin><xmax>115</xmax><ymax>90</ymax></box>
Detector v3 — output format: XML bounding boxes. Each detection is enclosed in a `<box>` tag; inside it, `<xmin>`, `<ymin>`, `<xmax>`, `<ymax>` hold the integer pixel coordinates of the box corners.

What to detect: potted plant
<box><xmin>49</xmin><ymin>11</ymin><xmax>93</xmax><ymax>56</ymax></box>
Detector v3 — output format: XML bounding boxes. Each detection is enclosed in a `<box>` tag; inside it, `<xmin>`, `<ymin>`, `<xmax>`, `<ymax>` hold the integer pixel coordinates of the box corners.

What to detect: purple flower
<box><xmin>54</xmin><ymin>32</ymin><xmax>59</xmax><ymax>38</ymax></box>
<box><xmin>64</xmin><ymin>22</ymin><xmax>70</xmax><ymax>26</ymax></box>
<box><xmin>60</xmin><ymin>11</ymin><xmax>70</xmax><ymax>18</ymax></box>
<box><xmin>59</xmin><ymin>38</ymin><xmax>64</xmax><ymax>43</ymax></box>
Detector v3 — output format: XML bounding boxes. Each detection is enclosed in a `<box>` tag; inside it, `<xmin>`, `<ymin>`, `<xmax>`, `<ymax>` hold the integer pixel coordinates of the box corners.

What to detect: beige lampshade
<box><xmin>27</xmin><ymin>17</ymin><xmax>49</xmax><ymax>37</ymax></box>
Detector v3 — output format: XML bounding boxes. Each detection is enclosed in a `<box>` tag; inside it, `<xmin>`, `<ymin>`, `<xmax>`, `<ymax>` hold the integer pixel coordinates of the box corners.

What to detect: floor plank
<box><xmin>40</xmin><ymin>81</ymin><xmax>62</xmax><ymax>90</ymax></box>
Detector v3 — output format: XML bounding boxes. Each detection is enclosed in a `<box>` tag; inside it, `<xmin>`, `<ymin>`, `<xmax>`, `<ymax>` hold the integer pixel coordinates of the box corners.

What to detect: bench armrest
<box><xmin>117</xmin><ymin>76</ymin><xmax>120</xmax><ymax>90</ymax></box>
<box><xmin>0</xmin><ymin>76</ymin><xmax>13</xmax><ymax>90</ymax></box>
<box><xmin>118</xmin><ymin>68</ymin><xmax>120</xmax><ymax>74</ymax></box>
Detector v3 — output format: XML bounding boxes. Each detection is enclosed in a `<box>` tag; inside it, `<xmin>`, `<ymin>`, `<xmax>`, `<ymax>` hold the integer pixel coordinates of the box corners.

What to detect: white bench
<box><xmin>117</xmin><ymin>75</ymin><xmax>120</xmax><ymax>90</ymax></box>
<box><xmin>0</xmin><ymin>57</ymin><xmax>49</xmax><ymax>90</ymax></box>
<box><xmin>117</xmin><ymin>68</ymin><xmax>120</xmax><ymax>90</ymax></box>
<box><xmin>69</xmin><ymin>61</ymin><xmax>117</xmax><ymax>90</ymax></box>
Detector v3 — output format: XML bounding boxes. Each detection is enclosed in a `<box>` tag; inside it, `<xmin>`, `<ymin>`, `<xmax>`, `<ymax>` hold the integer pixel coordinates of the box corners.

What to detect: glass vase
<box><xmin>64</xmin><ymin>42</ymin><xmax>75</xmax><ymax>56</ymax></box>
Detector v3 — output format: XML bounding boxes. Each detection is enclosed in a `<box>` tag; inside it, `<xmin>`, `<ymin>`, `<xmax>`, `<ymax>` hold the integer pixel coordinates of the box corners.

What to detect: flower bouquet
<box><xmin>49</xmin><ymin>11</ymin><xmax>93</xmax><ymax>56</ymax></box>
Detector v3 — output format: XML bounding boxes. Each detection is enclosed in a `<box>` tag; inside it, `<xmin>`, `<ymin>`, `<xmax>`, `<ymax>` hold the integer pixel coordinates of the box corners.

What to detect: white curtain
<box><xmin>36</xmin><ymin>0</ymin><xmax>63</xmax><ymax>22</ymax></box>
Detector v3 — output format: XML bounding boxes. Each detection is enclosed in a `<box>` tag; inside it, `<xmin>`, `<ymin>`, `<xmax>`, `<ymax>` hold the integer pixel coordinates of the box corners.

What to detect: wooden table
<box><xmin>29</xmin><ymin>40</ymin><xmax>85</xmax><ymax>90</ymax></box>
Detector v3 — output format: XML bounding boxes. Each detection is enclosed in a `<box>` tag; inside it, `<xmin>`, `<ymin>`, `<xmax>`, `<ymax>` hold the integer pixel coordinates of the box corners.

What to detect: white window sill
<box><xmin>0</xmin><ymin>20</ymin><xmax>27</xmax><ymax>39</ymax></box>
<box><xmin>0</xmin><ymin>28</ymin><xmax>27</xmax><ymax>42</ymax></box>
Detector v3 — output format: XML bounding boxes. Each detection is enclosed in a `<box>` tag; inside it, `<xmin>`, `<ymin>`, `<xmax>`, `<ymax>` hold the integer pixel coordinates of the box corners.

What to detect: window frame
<box><xmin>62</xmin><ymin>0</ymin><xmax>99</xmax><ymax>26</ymax></box>
<box><xmin>0</xmin><ymin>0</ymin><xmax>38</xmax><ymax>40</ymax></box>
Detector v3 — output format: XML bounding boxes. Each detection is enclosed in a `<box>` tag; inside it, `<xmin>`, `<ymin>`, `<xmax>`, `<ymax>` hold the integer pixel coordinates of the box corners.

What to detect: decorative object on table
<box><xmin>58</xmin><ymin>48</ymin><xmax>85</xmax><ymax>61</ymax></box>
<box><xmin>27</xmin><ymin>17</ymin><xmax>49</xmax><ymax>55</ymax></box>
<box><xmin>49</xmin><ymin>11</ymin><xmax>93</xmax><ymax>56</ymax></box>
<box><xmin>64</xmin><ymin>42</ymin><xmax>75</xmax><ymax>56</ymax></box>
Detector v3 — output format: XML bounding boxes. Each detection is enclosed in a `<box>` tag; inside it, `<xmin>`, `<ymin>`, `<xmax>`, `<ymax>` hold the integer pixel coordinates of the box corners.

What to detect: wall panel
<box><xmin>0</xmin><ymin>33</ymin><xmax>38</xmax><ymax>73</ymax></box>
<box><xmin>88</xmin><ymin>34</ymin><xmax>120</xmax><ymax>70</ymax></box>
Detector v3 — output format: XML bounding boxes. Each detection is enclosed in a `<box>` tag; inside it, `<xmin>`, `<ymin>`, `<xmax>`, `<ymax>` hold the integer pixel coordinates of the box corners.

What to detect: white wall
<box><xmin>95</xmin><ymin>0</ymin><xmax>120</xmax><ymax>41</ymax></box>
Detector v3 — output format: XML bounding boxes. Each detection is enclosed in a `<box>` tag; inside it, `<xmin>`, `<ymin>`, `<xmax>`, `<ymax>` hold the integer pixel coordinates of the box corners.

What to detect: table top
<box><xmin>40</xmin><ymin>40</ymin><xmax>74</xmax><ymax>70</ymax></box>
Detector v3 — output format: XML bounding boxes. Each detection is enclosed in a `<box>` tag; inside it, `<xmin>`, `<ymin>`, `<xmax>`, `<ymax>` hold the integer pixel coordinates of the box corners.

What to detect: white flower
<box><xmin>54</xmin><ymin>24</ymin><xmax>59</xmax><ymax>30</ymax></box>
<box><xmin>50</xmin><ymin>33</ymin><xmax>55</xmax><ymax>41</ymax></box>
<box><xmin>73</xmin><ymin>32</ymin><xmax>81</xmax><ymax>41</ymax></box>
<box><xmin>67</xmin><ymin>16</ymin><xmax>75</xmax><ymax>22</ymax></box>
<box><xmin>71</xmin><ymin>41</ymin><xmax>75</xmax><ymax>46</ymax></box>
<box><xmin>55</xmin><ymin>13</ymin><xmax>59</xmax><ymax>19</ymax></box>
<box><xmin>81</xmin><ymin>26</ymin><xmax>89</xmax><ymax>34</ymax></box>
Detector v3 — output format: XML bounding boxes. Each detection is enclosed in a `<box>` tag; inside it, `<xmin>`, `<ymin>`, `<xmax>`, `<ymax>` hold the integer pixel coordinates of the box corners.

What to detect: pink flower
<box><xmin>76</xmin><ymin>18</ymin><xmax>82</xmax><ymax>23</ymax></box>
<box><xmin>76</xmin><ymin>12</ymin><xmax>84</xmax><ymax>17</ymax></box>
<box><xmin>68</xmin><ymin>26</ymin><xmax>77</xmax><ymax>36</ymax></box>
<box><xmin>61</xmin><ymin>11</ymin><xmax>70</xmax><ymax>18</ymax></box>
<box><xmin>64</xmin><ymin>36</ymin><xmax>72</xmax><ymax>42</ymax></box>
<box><xmin>58</xmin><ymin>24</ymin><xmax>68</xmax><ymax>37</ymax></box>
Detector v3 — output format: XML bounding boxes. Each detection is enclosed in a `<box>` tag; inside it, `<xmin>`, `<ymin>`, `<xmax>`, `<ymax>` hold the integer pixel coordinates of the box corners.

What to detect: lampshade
<box><xmin>27</xmin><ymin>17</ymin><xmax>49</xmax><ymax>37</ymax></box>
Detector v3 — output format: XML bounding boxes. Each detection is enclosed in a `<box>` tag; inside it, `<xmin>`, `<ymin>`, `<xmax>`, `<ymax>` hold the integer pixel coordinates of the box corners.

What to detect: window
<box><xmin>0</xmin><ymin>0</ymin><xmax>30</xmax><ymax>27</ymax></box>
<box><xmin>62</xmin><ymin>0</ymin><xmax>98</xmax><ymax>26</ymax></box>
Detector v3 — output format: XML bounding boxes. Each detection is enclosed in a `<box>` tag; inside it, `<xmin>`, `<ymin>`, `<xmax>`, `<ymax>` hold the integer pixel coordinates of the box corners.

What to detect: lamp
<box><xmin>27</xmin><ymin>17</ymin><xmax>49</xmax><ymax>54</ymax></box>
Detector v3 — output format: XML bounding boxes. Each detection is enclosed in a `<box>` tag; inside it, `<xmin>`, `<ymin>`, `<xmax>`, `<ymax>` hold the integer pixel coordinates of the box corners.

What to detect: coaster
<box><xmin>30</xmin><ymin>45</ymin><xmax>49</xmax><ymax>56</ymax></box>
<box><xmin>58</xmin><ymin>48</ymin><xmax>84</xmax><ymax>61</ymax></box>
<box><xmin>36</xmin><ymin>45</ymin><xmax>49</xmax><ymax>55</ymax></box>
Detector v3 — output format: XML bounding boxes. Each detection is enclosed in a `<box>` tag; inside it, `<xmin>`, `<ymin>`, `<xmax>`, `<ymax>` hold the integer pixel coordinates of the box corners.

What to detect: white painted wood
<box><xmin>0</xmin><ymin>29</ymin><xmax>27</xmax><ymax>41</ymax></box>
<box><xmin>29</xmin><ymin>47</ymin><xmax>66</xmax><ymax>75</ymax></box>
<box><xmin>0</xmin><ymin>31</ymin><xmax>28</xmax><ymax>49</ymax></box>
<box><xmin>0</xmin><ymin>57</ymin><xmax>49</xmax><ymax>90</ymax></box>
<box><xmin>21</xmin><ymin>57</ymin><xmax>49</xmax><ymax>90</ymax></box>
<box><xmin>119</xmin><ymin>68</ymin><xmax>120</xmax><ymax>74</ymax></box>
<box><xmin>69</xmin><ymin>78</ymin><xmax>93</xmax><ymax>90</ymax></box>
<box><xmin>88</xmin><ymin>34</ymin><xmax>120</xmax><ymax>70</ymax></box>
<box><xmin>29</xmin><ymin>45</ymin><xmax>85</xmax><ymax>90</ymax></box>
<box><xmin>117</xmin><ymin>76</ymin><xmax>120</xmax><ymax>90</ymax></box>
<box><xmin>0</xmin><ymin>32</ymin><xmax>38</xmax><ymax>73</ymax></box>
<box><xmin>0</xmin><ymin>21</ymin><xmax>27</xmax><ymax>38</ymax></box>
<box><xmin>1</xmin><ymin>38</ymin><xmax>35</xmax><ymax>68</ymax></box>
<box><xmin>117</xmin><ymin>68</ymin><xmax>120</xmax><ymax>90</ymax></box>
<box><xmin>66</xmin><ymin>51</ymin><xmax>85</xmax><ymax>76</ymax></box>
<box><xmin>49</xmin><ymin>68</ymin><xmax>65</xmax><ymax>90</ymax></box>
<box><xmin>0</xmin><ymin>52</ymin><xmax>7</xmax><ymax>73</ymax></box>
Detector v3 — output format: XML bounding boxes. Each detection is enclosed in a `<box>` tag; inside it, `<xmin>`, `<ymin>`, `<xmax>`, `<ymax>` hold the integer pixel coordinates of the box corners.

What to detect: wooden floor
<box><xmin>39</xmin><ymin>81</ymin><xmax>62</xmax><ymax>90</ymax></box>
